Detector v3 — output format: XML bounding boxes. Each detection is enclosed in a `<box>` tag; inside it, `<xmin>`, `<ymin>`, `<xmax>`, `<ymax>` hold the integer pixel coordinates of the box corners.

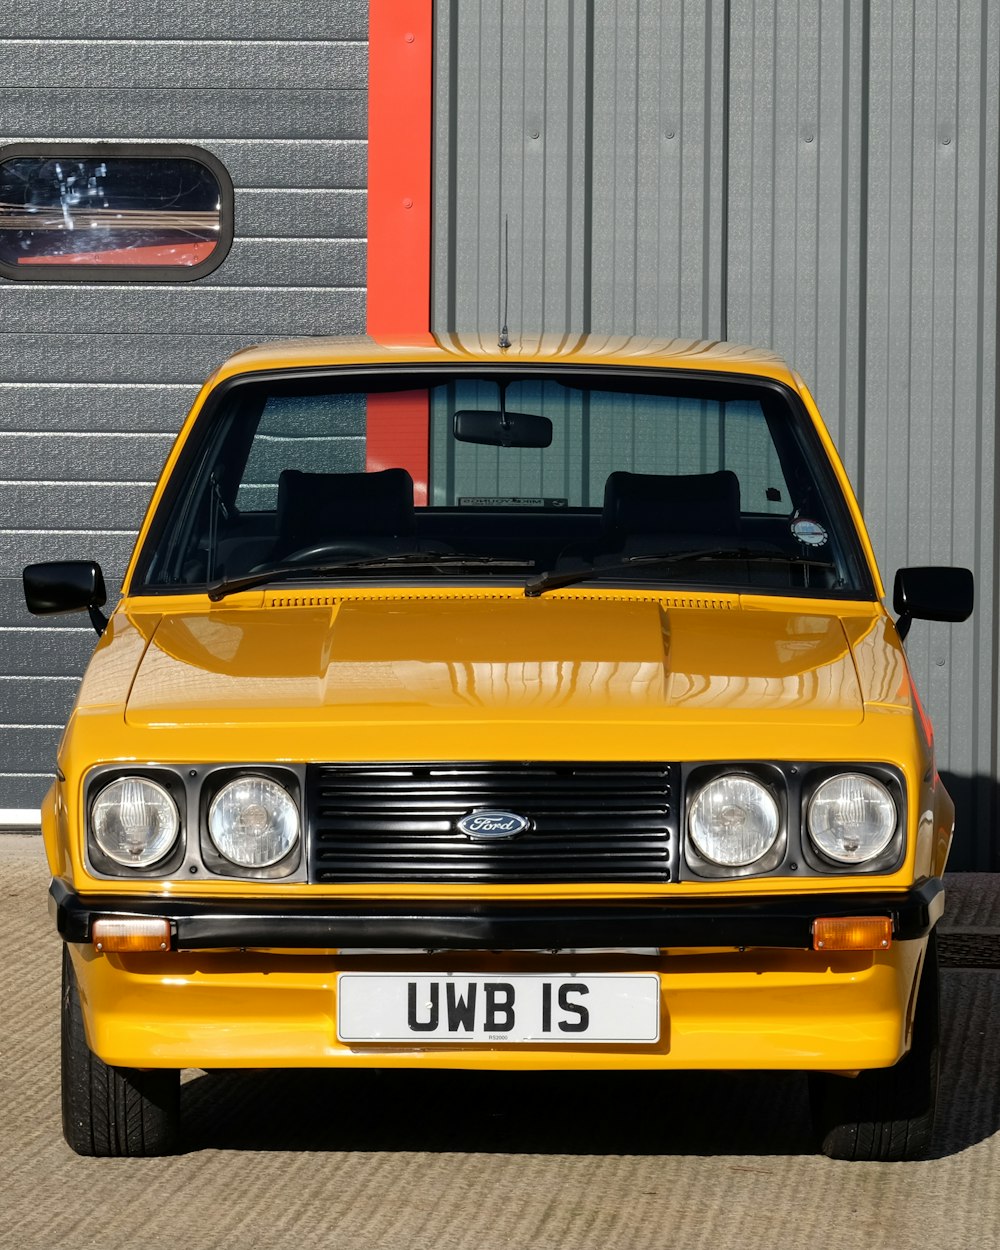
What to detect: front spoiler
<box><xmin>51</xmin><ymin>877</ymin><xmax>945</xmax><ymax>951</ymax></box>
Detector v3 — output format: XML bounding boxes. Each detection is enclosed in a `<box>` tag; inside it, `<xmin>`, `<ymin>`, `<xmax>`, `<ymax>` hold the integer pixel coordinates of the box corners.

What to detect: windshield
<box><xmin>134</xmin><ymin>367</ymin><xmax>873</xmax><ymax>598</ymax></box>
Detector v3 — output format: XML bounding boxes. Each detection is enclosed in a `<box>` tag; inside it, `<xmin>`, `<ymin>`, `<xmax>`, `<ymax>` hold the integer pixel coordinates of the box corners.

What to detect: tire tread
<box><xmin>810</xmin><ymin>933</ymin><xmax>940</xmax><ymax>1162</ymax></box>
<box><xmin>61</xmin><ymin>947</ymin><xmax>180</xmax><ymax>1157</ymax></box>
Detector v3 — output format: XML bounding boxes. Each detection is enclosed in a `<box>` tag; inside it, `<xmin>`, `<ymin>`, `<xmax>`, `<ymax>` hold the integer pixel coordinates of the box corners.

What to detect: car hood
<box><xmin>120</xmin><ymin>594</ymin><xmax>870</xmax><ymax>730</ymax></box>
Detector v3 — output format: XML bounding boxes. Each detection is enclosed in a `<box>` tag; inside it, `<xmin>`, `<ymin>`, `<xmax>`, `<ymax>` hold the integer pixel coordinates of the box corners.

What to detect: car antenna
<box><xmin>498</xmin><ymin>212</ymin><xmax>511</xmax><ymax>349</ymax></box>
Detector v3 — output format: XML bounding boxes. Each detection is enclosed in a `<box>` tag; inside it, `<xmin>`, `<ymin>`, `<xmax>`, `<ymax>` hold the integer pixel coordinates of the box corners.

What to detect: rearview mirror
<box><xmin>453</xmin><ymin>409</ymin><xmax>553</xmax><ymax>448</ymax></box>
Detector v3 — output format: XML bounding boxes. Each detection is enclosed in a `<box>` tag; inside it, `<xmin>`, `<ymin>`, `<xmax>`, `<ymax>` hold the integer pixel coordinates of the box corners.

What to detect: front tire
<box><xmin>61</xmin><ymin>946</ymin><xmax>180</xmax><ymax>1156</ymax></box>
<box><xmin>809</xmin><ymin>932</ymin><xmax>940</xmax><ymax>1161</ymax></box>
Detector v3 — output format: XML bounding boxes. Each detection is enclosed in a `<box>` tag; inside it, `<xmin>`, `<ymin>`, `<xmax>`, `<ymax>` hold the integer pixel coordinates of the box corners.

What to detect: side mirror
<box><xmin>892</xmin><ymin>566</ymin><xmax>974</xmax><ymax>641</ymax></box>
<box><xmin>23</xmin><ymin>560</ymin><xmax>108</xmax><ymax>636</ymax></box>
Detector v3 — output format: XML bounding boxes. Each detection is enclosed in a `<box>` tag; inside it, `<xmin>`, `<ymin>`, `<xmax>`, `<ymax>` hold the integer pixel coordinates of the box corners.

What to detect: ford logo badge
<box><xmin>457</xmin><ymin>810</ymin><xmax>530</xmax><ymax>840</ymax></box>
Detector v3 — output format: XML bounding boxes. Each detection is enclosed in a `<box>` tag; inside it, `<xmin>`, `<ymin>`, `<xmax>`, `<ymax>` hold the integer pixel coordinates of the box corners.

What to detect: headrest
<box><xmin>276</xmin><ymin>468</ymin><xmax>415</xmax><ymax>550</ymax></box>
<box><xmin>603</xmin><ymin>470</ymin><xmax>741</xmax><ymax>536</ymax></box>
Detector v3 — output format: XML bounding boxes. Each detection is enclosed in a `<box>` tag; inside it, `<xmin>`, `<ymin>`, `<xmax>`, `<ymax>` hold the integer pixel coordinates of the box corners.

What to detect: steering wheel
<box><xmin>280</xmin><ymin>540</ymin><xmax>391</xmax><ymax>564</ymax></box>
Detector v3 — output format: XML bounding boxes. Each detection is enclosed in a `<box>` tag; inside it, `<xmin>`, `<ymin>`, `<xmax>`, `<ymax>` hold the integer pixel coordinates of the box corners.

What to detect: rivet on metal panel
<box><xmin>403</xmin><ymin>198</ymin><xmax>414</xmax><ymax>209</ymax></box>
<box><xmin>405</xmin><ymin>32</ymin><xmax>415</xmax><ymax>43</ymax></box>
<box><xmin>804</xmin><ymin>133</ymin><xmax>815</xmax><ymax>143</ymax></box>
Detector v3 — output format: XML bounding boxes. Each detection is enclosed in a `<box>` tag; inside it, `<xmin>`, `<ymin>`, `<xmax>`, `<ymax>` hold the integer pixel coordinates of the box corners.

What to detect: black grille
<box><xmin>307</xmin><ymin>762</ymin><xmax>675</xmax><ymax>883</ymax></box>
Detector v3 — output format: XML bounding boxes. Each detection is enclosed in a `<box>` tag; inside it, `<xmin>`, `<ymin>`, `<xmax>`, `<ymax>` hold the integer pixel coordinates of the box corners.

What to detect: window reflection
<box><xmin>0</xmin><ymin>152</ymin><xmax>228</xmax><ymax>272</ymax></box>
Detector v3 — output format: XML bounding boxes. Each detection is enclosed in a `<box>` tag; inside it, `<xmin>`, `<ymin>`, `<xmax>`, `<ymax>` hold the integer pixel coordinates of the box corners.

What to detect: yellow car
<box><xmin>24</xmin><ymin>334</ymin><xmax>973</xmax><ymax>1159</ymax></box>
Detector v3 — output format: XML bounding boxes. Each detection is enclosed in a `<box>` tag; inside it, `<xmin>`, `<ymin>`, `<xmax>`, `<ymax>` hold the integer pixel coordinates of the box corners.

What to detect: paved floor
<box><xmin>3</xmin><ymin>834</ymin><xmax>999</xmax><ymax>1250</ymax></box>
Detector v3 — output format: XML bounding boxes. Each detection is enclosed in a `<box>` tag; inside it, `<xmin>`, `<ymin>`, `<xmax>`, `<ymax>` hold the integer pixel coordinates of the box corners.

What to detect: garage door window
<box><xmin>0</xmin><ymin>143</ymin><xmax>233</xmax><ymax>281</ymax></box>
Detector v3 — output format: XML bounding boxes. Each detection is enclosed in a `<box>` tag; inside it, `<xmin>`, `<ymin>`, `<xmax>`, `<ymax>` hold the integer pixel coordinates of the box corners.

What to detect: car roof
<box><xmin>208</xmin><ymin>331</ymin><xmax>799</xmax><ymax>388</ymax></box>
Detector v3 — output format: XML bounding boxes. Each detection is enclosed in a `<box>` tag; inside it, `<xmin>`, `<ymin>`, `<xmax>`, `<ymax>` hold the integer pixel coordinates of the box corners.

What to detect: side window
<box><xmin>235</xmin><ymin>394</ymin><xmax>367</xmax><ymax>512</ymax></box>
<box><xmin>0</xmin><ymin>143</ymin><xmax>233</xmax><ymax>281</ymax></box>
<box><xmin>719</xmin><ymin>402</ymin><xmax>790</xmax><ymax>514</ymax></box>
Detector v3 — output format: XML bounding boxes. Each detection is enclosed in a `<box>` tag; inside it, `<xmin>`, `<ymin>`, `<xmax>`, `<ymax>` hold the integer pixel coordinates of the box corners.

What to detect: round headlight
<box><xmin>91</xmin><ymin>776</ymin><xmax>180</xmax><ymax>868</ymax></box>
<box><xmin>807</xmin><ymin>773</ymin><xmax>896</xmax><ymax>864</ymax></box>
<box><xmin>208</xmin><ymin>775</ymin><xmax>299</xmax><ymax>868</ymax></box>
<box><xmin>688</xmin><ymin>775</ymin><xmax>781</xmax><ymax>867</ymax></box>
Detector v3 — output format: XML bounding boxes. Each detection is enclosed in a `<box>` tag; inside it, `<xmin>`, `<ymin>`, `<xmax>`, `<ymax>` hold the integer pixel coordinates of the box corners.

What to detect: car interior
<box><xmin>203</xmin><ymin>465</ymin><xmax>844</xmax><ymax>594</ymax></box>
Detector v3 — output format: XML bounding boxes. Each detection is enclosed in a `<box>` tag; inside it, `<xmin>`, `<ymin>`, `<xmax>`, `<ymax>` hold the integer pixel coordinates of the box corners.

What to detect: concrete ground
<box><xmin>3</xmin><ymin>833</ymin><xmax>999</xmax><ymax>1250</ymax></box>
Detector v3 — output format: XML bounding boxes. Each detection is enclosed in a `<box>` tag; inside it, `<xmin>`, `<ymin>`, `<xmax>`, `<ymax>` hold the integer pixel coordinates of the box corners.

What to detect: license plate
<box><xmin>337</xmin><ymin>973</ymin><xmax>660</xmax><ymax>1043</ymax></box>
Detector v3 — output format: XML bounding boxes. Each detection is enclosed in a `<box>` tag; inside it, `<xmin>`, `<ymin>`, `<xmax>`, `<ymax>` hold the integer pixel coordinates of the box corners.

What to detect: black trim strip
<box><xmin>51</xmin><ymin>878</ymin><xmax>945</xmax><ymax>951</ymax></box>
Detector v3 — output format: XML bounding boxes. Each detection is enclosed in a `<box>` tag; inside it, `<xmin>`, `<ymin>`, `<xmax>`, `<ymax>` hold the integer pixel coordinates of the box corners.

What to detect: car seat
<box><xmin>273</xmin><ymin>467</ymin><xmax>417</xmax><ymax>561</ymax></box>
<box><xmin>600</xmin><ymin>469</ymin><xmax>742</xmax><ymax>556</ymax></box>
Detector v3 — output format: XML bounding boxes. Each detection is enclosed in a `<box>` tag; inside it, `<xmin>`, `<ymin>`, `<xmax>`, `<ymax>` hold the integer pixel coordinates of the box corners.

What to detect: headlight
<box><xmin>91</xmin><ymin>776</ymin><xmax>180</xmax><ymax>868</ymax></box>
<box><xmin>688</xmin><ymin>774</ymin><xmax>781</xmax><ymax>867</ymax></box>
<box><xmin>208</xmin><ymin>775</ymin><xmax>299</xmax><ymax>868</ymax></box>
<box><xmin>807</xmin><ymin>773</ymin><xmax>896</xmax><ymax>864</ymax></box>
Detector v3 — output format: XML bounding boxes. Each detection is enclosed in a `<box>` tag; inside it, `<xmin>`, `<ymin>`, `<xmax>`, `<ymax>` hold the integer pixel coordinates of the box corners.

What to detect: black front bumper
<box><xmin>50</xmin><ymin>877</ymin><xmax>945</xmax><ymax>951</ymax></box>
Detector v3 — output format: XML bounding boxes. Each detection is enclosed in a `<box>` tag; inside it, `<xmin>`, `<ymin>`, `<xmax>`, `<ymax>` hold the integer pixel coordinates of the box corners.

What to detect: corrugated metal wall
<box><xmin>0</xmin><ymin>1</ymin><xmax>368</xmax><ymax>813</ymax></box>
<box><xmin>433</xmin><ymin>0</ymin><xmax>727</xmax><ymax>338</ymax></box>
<box><xmin>432</xmin><ymin>0</ymin><xmax>1000</xmax><ymax>867</ymax></box>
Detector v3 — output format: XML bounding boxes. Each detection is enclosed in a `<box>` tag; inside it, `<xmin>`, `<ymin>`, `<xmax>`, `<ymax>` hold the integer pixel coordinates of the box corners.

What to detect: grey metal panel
<box><xmin>8</xmin><ymin>0</ymin><xmax>368</xmax><ymax>40</ymax></box>
<box><xmin>0</xmin><ymin>385</ymin><xmax>199</xmax><ymax>433</ymax></box>
<box><xmin>0</xmin><ymin>619</ymin><xmax>102</xmax><ymax>666</ymax></box>
<box><xmin>201</xmin><ymin>240</ymin><xmax>367</xmax><ymax>287</ymax></box>
<box><xmin>0</xmin><ymin>627</ymin><xmax>97</xmax><ymax>677</ymax></box>
<box><xmin>861</xmin><ymin>0</ymin><xmax>999</xmax><ymax>868</ymax></box>
<box><xmin>0</xmin><ymin>89</ymin><xmax>366</xmax><ymax>140</ymax></box>
<box><xmin>589</xmin><ymin>1</ymin><xmax>726</xmax><ymax>337</ymax></box>
<box><xmin>0</xmin><ymin>728</ymin><xmax>80</xmax><ymax>772</ymax></box>
<box><xmin>0</xmin><ymin>774</ymin><xmax>55</xmax><ymax>807</ymax></box>
<box><xmin>0</xmin><ymin>12</ymin><xmax>368</xmax><ymax>812</ymax></box>
<box><xmin>1</xmin><ymin>528</ymin><xmax>136</xmax><ymax>569</ymax></box>
<box><xmin>151</xmin><ymin>141</ymin><xmax>368</xmax><ymax>189</ymax></box>
<box><xmin>589</xmin><ymin>3</ymin><xmax>641</xmax><ymax>331</ymax></box>
<box><xmin>434</xmin><ymin>0</ymin><xmax>593</xmax><ymax>335</ymax></box>
<box><xmin>237</xmin><ymin>191</ymin><xmax>366</xmax><ymax>238</ymax></box>
<box><xmin>432</xmin><ymin>0</ymin><xmax>1000</xmax><ymax>864</ymax></box>
<box><xmin>5</xmin><ymin>483</ymin><xmax>154</xmax><ymax>529</ymax></box>
<box><xmin>714</xmin><ymin>1</ymin><xmax>998</xmax><ymax>865</ymax></box>
<box><xmin>0</xmin><ymin>138</ymin><xmax>367</xmax><ymax>189</ymax></box>
<box><xmin>0</xmin><ymin>678</ymin><xmax>80</xmax><ymax>724</ymax></box>
<box><xmin>726</xmin><ymin>0</ymin><xmax>866</xmax><ymax>470</ymax></box>
<box><xmin>2</xmin><ymin>288</ymin><xmax>365</xmax><ymax>336</ymax></box>
<box><xmin>0</xmin><ymin>433</ymin><xmax>175</xmax><ymax>480</ymax></box>
<box><xmin>0</xmin><ymin>335</ymin><xmax>331</xmax><ymax>384</ymax></box>
<box><xmin>3</xmin><ymin>41</ymin><xmax>367</xmax><ymax>89</ymax></box>
<box><xmin>433</xmin><ymin>1</ymin><xmax>727</xmax><ymax>345</ymax></box>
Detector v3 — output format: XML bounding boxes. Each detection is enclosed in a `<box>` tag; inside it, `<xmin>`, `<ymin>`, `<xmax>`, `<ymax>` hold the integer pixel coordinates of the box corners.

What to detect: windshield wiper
<box><xmin>523</xmin><ymin>548</ymin><xmax>836</xmax><ymax>598</ymax></box>
<box><xmin>206</xmin><ymin>551</ymin><xmax>535</xmax><ymax>602</ymax></box>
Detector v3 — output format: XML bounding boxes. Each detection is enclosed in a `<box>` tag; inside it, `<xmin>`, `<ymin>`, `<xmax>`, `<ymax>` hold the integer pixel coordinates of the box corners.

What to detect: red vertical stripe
<box><xmin>367</xmin><ymin>0</ymin><xmax>434</xmax><ymax>343</ymax></box>
<box><xmin>366</xmin><ymin>391</ymin><xmax>429</xmax><ymax>505</ymax></box>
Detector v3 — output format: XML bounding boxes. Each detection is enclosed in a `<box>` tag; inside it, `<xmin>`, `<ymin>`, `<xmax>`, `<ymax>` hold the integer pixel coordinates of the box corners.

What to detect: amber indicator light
<box><xmin>92</xmin><ymin>917</ymin><xmax>172</xmax><ymax>953</ymax></box>
<box><xmin>812</xmin><ymin>916</ymin><xmax>892</xmax><ymax>952</ymax></box>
